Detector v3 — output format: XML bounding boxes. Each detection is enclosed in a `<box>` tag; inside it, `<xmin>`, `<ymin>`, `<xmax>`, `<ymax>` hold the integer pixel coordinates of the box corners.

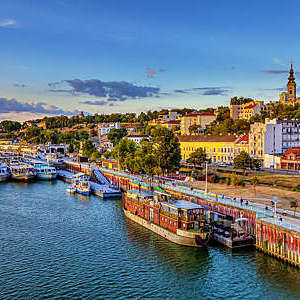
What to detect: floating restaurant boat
<box><xmin>124</xmin><ymin>189</ymin><xmax>210</xmax><ymax>247</ymax></box>
<box><xmin>0</xmin><ymin>164</ymin><xmax>10</xmax><ymax>182</ymax></box>
<box><xmin>34</xmin><ymin>165</ymin><xmax>57</xmax><ymax>180</ymax></box>
<box><xmin>10</xmin><ymin>164</ymin><xmax>36</xmax><ymax>182</ymax></box>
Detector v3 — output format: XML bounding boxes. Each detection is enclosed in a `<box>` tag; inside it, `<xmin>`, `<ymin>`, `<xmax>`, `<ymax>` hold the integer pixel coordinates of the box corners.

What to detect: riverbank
<box><xmin>192</xmin><ymin>180</ymin><xmax>300</xmax><ymax>213</ymax></box>
<box><xmin>0</xmin><ymin>181</ymin><xmax>299</xmax><ymax>298</ymax></box>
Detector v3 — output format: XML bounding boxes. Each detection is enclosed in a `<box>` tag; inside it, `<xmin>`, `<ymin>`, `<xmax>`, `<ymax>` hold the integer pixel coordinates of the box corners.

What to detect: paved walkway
<box><xmin>99</xmin><ymin>167</ymin><xmax>300</xmax><ymax>233</ymax></box>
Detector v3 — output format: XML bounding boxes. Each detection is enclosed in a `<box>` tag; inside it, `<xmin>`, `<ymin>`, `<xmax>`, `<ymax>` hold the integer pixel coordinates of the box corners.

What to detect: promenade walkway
<box><xmin>99</xmin><ymin>167</ymin><xmax>300</xmax><ymax>233</ymax></box>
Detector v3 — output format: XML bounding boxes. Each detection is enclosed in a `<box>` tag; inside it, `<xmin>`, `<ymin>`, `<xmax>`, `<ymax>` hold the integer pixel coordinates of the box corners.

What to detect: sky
<box><xmin>1</xmin><ymin>0</ymin><xmax>300</xmax><ymax>121</ymax></box>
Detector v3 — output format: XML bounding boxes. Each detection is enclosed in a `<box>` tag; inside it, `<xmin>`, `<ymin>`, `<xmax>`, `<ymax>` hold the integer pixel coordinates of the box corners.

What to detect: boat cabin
<box><xmin>125</xmin><ymin>189</ymin><xmax>205</xmax><ymax>233</ymax></box>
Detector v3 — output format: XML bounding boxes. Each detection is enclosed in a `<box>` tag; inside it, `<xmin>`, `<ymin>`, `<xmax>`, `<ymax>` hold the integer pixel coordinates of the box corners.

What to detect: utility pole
<box><xmin>205</xmin><ymin>162</ymin><xmax>208</xmax><ymax>194</ymax></box>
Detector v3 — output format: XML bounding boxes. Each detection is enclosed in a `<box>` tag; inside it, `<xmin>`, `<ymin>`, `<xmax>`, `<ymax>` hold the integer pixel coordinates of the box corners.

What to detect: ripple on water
<box><xmin>0</xmin><ymin>181</ymin><xmax>299</xmax><ymax>299</ymax></box>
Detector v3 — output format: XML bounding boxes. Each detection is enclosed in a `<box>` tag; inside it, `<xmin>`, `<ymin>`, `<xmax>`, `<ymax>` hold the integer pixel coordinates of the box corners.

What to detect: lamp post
<box><xmin>205</xmin><ymin>162</ymin><xmax>208</xmax><ymax>194</ymax></box>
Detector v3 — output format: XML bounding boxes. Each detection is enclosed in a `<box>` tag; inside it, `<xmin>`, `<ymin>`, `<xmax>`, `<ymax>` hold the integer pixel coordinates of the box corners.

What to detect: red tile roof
<box><xmin>235</xmin><ymin>134</ymin><xmax>249</xmax><ymax>144</ymax></box>
<box><xmin>162</xmin><ymin>120</ymin><xmax>181</xmax><ymax>124</ymax></box>
<box><xmin>243</xmin><ymin>104</ymin><xmax>256</xmax><ymax>109</ymax></box>
<box><xmin>283</xmin><ymin>147</ymin><xmax>300</xmax><ymax>156</ymax></box>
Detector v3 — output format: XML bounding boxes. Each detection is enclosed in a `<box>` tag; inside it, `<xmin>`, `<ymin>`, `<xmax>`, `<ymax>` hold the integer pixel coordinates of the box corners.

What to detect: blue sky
<box><xmin>0</xmin><ymin>0</ymin><xmax>299</xmax><ymax>120</ymax></box>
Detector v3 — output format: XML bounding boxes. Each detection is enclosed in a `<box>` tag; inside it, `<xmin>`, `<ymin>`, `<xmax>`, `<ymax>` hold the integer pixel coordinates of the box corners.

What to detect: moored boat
<box><xmin>74</xmin><ymin>180</ymin><xmax>91</xmax><ymax>195</ymax></box>
<box><xmin>10</xmin><ymin>164</ymin><xmax>36</xmax><ymax>182</ymax></box>
<box><xmin>0</xmin><ymin>164</ymin><xmax>10</xmax><ymax>182</ymax></box>
<box><xmin>66</xmin><ymin>186</ymin><xmax>76</xmax><ymax>194</ymax></box>
<box><xmin>124</xmin><ymin>189</ymin><xmax>210</xmax><ymax>247</ymax></box>
<box><xmin>34</xmin><ymin>165</ymin><xmax>57</xmax><ymax>180</ymax></box>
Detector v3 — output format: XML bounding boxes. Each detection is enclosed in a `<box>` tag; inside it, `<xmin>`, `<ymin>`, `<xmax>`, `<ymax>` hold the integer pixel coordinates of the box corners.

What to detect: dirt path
<box><xmin>192</xmin><ymin>180</ymin><xmax>300</xmax><ymax>213</ymax></box>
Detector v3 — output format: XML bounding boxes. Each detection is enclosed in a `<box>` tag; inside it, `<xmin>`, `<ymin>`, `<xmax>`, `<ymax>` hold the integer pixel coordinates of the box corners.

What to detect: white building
<box><xmin>249</xmin><ymin>118</ymin><xmax>300</xmax><ymax>167</ymax></box>
<box><xmin>98</xmin><ymin>122</ymin><xmax>120</xmax><ymax>136</ymax></box>
<box><xmin>127</xmin><ymin>134</ymin><xmax>149</xmax><ymax>146</ymax></box>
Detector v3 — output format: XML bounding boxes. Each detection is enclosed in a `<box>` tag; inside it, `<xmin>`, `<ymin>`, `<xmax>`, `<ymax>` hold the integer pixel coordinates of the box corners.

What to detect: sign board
<box><xmin>273</xmin><ymin>196</ymin><xmax>278</xmax><ymax>203</ymax></box>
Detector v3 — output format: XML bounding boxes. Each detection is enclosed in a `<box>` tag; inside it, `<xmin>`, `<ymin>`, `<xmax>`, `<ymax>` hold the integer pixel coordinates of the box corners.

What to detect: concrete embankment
<box><xmin>100</xmin><ymin>167</ymin><xmax>300</xmax><ymax>268</ymax></box>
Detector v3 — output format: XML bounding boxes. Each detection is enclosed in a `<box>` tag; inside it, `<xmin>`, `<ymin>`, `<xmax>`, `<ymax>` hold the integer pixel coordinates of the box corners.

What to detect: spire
<box><xmin>288</xmin><ymin>63</ymin><xmax>295</xmax><ymax>82</ymax></box>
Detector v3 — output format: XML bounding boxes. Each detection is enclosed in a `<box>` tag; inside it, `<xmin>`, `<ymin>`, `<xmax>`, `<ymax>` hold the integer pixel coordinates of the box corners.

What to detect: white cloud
<box><xmin>273</xmin><ymin>57</ymin><xmax>286</xmax><ymax>67</ymax></box>
<box><xmin>0</xmin><ymin>19</ymin><xmax>16</xmax><ymax>27</ymax></box>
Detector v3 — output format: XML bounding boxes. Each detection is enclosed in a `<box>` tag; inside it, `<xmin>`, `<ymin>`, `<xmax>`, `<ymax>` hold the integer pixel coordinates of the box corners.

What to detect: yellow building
<box><xmin>180</xmin><ymin>112</ymin><xmax>216</xmax><ymax>135</ymax></box>
<box><xmin>160</xmin><ymin>120</ymin><xmax>181</xmax><ymax>130</ymax></box>
<box><xmin>230</xmin><ymin>101</ymin><xmax>263</xmax><ymax>120</ymax></box>
<box><xmin>179</xmin><ymin>134</ymin><xmax>248</xmax><ymax>163</ymax></box>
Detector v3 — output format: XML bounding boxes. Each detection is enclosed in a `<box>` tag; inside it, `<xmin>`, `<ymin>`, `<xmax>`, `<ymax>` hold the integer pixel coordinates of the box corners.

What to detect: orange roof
<box><xmin>235</xmin><ymin>134</ymin><xmax>249</xmax><ymax>145</ymax></box>
<box><xmin>283</xmin><ymin>147</ymin><xmax>300</xmax><ymax>156</ymax></box>
<box><xmin>243</xmin><ymin>104</ymin><xmax>256</xmax><ymax>109</ymax></box>
<box><xmin>162</xmin><ymin>120</ymin><xmax>181</xmax><ymax>124</ymax></box>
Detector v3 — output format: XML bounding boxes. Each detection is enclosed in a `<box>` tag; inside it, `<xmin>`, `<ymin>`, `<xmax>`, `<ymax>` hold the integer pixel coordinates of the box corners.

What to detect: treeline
<box><xmin>106</xmin><ymin>127</ymin><xmax>181</xmax><ymax>176</ymax></box>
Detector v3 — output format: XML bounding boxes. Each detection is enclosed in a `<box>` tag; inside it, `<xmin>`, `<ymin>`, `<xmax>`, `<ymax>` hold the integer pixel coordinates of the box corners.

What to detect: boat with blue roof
<box><xmin>124</xmin><ymin>189</ymin><xmax>210</xmax><ymax>247</ymax></box>
<box><xmin>0</xmin><ymin>164</ymin><xmax>10</xmax><ymax>182</ymax></box>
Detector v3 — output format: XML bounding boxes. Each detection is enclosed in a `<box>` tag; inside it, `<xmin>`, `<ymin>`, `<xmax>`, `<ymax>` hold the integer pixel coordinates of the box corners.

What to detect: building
<box><xmin>249</xmin><ymin>118</ymin><xmax>300</xmax><ymax>166</ymax></box>
<box><xmin>125</xmin><ymin>125</ymin><xmax>137</xmax><ymax>133</ymax></box>
<box><xmin>180</xmin><ymin>112</ymin><xmax>216</xmax><ymax>135</ymax></box>
<box><xmin>230</xmin><ymin>100</ymin><xmax>263</xmax><ymax>120</ymax></box>
<box><xmin>280</xmin><ymin>148</ymin><xmax>300</xmax><ymax>170</ymax></box>
<box><xmin>149</xmin><ymin>110</ymin><xmax>182</xmax><ymax>127</ymax></box>
<box><xmin>179</xmin><ymin>134</ymin><xmax>248</xmax><ymax>163</ymax></box>
<box><xmin>160</xmin><ymin>120</ymin><xmax>181</xmax><ymax>131</ymax></box>
<box><xmin>98</xmin><ymin>122</ymin><xmax>120</xmax><ymax>136</ymax></box>
<box><xmin>98</xmin><ymin>134</ymin><xmax>114</xmax><ymax>152</ymax></box>
<box><xmin>279</xmin><ymin>64</ymin><xmax>300</xmax><ymax>106</ymax></box>
<box><xmin>127</xmin><ymin>134</ymin><xmax>149</xmax><ymax>146</ymax></box>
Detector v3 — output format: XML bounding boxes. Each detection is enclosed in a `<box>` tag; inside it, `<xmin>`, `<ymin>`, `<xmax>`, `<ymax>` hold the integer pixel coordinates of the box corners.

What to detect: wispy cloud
<box><xmin>0</xmin><ymin>19</ymin><xmax>16</xmax><ymax>27</ymax></box>
<box><xmin>263</xmin><ymin>69</ymin><xmax>288</xmax><ymax>74</ymax></box>
<box><xmin>273</xmin><ymin>57</ymin><xmax>286</xmax><ymax>67</ymax></box>
<box><xmin>174</xmin><ymin>87</ymin><xmax>231</xmax><ymax>96</ymax></box>
<box><xmin>0</xmin><ymin>97</ymin><xmax>80</xmax><ymax>116</ymax></box>
<box><xmin>80</xmin><ymin>100</ymin><xmax>110</xmax><ymax>106</ymax></box>
<box><xmin>14</xmin><ymin>83</ymin><xmax>27</xmax><ymax>88</ymax></box>
<box><xmin>50</xmin><ymin>79</ymin><xmax>160</xmax><ymax>102</ymax></box>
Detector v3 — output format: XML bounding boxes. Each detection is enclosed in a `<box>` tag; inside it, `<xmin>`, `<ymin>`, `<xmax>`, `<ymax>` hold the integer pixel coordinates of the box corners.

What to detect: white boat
<box><xmin>71</xmin><ymin>173</ymin><xmax>90</xmax><ymax>183</ymax></box>
<box><xmin>74</xmin><ymin>180</ymin><xmax>91</xmax><ymax>195</ymax></box>
<box><xmin>66</xmin><ymin>186</ymin><xmax>76</xmax><ymax>194</ymax></box>
<box><xmin>34</xmin><ymin>164</ymin><xmax>57</xmax><ymax>180</ymax></box>
<box><xmin>10</xmin><ymin>164</ymin><xmax>36</xmax><ymax>182</ymax></box>
<box><xmin>0</xmin><ymin>165</ymin><xmax>10</xmax><ymax>182</ymax></box>
<box><xmin>46</xmin><ymin>153</ymin><xmax>65</xmax><ymax>167</ymax></box>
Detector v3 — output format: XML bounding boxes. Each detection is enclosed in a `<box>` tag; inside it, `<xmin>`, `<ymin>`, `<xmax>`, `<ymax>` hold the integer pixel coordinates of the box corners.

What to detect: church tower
<box><xmin>287</xmin><ymin>63</ymin><xmax>296</xmax><ymax>103</ymax></box>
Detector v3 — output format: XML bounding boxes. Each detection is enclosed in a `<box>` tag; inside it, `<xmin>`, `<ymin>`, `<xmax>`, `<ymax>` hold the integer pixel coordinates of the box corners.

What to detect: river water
<box><xmin>0</xmin><ymin>180</ymin><xmax>299</xmax><ymax>299</ymax></box>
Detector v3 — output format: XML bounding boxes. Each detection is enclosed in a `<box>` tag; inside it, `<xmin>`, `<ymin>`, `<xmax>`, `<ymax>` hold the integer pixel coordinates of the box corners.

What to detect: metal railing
<box><xmin>99</xmin><ymin>167</ymin><xmax>300</xmax><ymax>233</ymax></box>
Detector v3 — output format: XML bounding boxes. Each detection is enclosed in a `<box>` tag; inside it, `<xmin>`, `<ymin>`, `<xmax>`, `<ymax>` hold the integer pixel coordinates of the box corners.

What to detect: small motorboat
<box><xmin>66</xmin><ymin>186</ymin><xmax>76</xmax><ymax>194</ymax></box>
<box><xmin>75</xmin><ymin>180</ymin><xmax>91</xmax><ymax>195</ymax></box>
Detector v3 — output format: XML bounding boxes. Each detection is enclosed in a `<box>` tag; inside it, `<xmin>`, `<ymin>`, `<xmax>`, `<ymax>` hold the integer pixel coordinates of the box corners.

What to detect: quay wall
<box><xmin>256</xmin><ymin>219</ymin><xmax>300</xmax><ymax>267</ymax></box>
<box><xmin>64</xmin><ymin>162</ymin><xmax>300</xmax><ymax>267</ymax></box>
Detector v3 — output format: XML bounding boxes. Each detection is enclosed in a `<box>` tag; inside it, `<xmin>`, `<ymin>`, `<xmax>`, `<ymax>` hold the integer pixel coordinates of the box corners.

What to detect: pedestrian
<box><xmin>245</xmin><ymin>200</ymin><xmax>248</xmax><ymax>206</ymax></box>
<box><xmin>265</xmin><ymin>206</ymin><xmax>268</xmax><ymax>211</ymax></box>
<box><xmin>240</xmin><ymin>198</ymin><xmax>243</xmax><ymax>205</ymax></box>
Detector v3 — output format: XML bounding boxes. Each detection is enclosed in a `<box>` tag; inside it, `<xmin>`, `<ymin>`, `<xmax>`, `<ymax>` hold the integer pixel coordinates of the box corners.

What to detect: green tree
<box><xmin>290</xmin><ymin>200</ymin><xmax>298</xmax><ymax>216</ymax></box>
<box><xmin>151</xmin><ymin>127</ymin><xmax>181</xmax><ymax>174</ymax></box>
<box><xmin>107</xmin><ymin>128</ymin><xmax>128</xmax><ymax>146</ymax></box>
<box><xmin>82</xmin><ymin>140</ymin><xmax>96</xmax><ymax>157</ymax></box>
<box><xmin>251</xmin><ymin>176</ymin><xmax>259</xmax><ymax>195</ymax></box>
<box><xmin>112</xmin><ymin>138</ymin><xmax>136</xmax><ymax>169</ymax></box>
<box><xmin>233</xmin><ymin>151</ymin><xmax>252</xmax><ymax>169</ymax></box>
<box><xmin>188</xmin><ymin>124</ymin><xmax>202</xmax><ymax>135</ymax></box>
<box><xmin>187</xmin><ymin>148</ymin><xmax>208</xmax><ymax>168</ymax></box>
<box><xmin>0</xmin><ymin>120</ymin><xmax>21</xmax><ymax>132</ymax></box>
